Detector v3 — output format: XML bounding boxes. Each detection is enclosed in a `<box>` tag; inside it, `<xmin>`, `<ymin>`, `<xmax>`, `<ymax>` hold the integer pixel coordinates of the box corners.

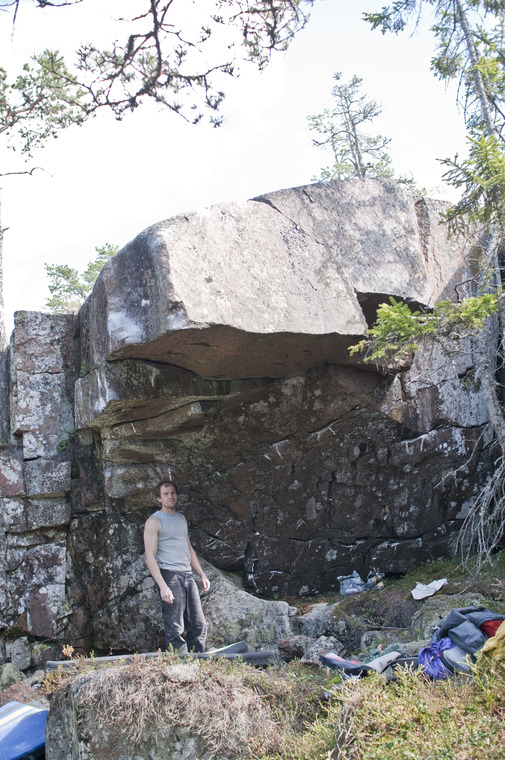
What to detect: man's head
<box><xmin>156</xmin><ymin>480</ymin><xmax>179</xmax><ymax>512</ymax></box>
<box><xmin>156</xmin><ymin>479</ymin><xmax>179</xmax><ymax>498</ymax></box>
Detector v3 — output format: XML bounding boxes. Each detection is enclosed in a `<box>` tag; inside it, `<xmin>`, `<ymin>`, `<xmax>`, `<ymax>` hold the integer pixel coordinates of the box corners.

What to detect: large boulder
<box><xmin>71</xmin><ymin>181</ymin><xmax>489</xmax><ymax>625</ymax></box>
<box><xmin>78</xmin><ymin>180</ymin><xmax>469</xmax><ymax>380</ymax></box>
<box><xmin>46</xmin><ymin>660</ymin><xmax>298</xmax><ymax>760</ymax></box>
<box><xmin>200</xmin><ymin>563</ymin><xmax>294</xmax><ymax>649</ymax></box>
<box><xmin>0</xmin><ymin>178</ymin><xmax>493</xmax><ymax>655</ymax></box>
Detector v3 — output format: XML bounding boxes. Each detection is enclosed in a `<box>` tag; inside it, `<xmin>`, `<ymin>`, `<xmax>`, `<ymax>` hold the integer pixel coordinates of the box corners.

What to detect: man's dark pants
<box><xmin>160</xmin><ymin>569</ymin><xmax>207</xmax><ymax>652</ymax></box>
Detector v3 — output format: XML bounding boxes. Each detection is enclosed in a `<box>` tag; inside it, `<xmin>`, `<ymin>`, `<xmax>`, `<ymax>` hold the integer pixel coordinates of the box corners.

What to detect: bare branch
<box><xmin>0</xmin><ymin>166</ymin><xmax>45</xmax><ymax>176</ymax></box>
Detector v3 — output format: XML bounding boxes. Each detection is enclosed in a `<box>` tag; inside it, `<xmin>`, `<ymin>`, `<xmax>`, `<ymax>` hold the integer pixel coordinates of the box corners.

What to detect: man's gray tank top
<box><xmin>153</xmin><ymin>510</ymin><xmax>191</xmax><ymax>572</ymax></box>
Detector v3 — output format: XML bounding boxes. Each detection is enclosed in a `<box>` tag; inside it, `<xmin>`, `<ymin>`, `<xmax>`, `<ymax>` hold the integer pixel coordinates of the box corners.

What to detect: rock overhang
<box><xmin>79</xmin><ymin>178</ymin><xmax>470</xmax><ymax>383</ymax></box>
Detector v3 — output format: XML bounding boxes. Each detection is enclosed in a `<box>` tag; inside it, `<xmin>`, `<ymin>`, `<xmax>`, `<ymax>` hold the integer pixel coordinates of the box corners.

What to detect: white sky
<box><xmin>0</xmin><ymin>0</ymin><xmax>469</xmax><ymax>334</ymax></box>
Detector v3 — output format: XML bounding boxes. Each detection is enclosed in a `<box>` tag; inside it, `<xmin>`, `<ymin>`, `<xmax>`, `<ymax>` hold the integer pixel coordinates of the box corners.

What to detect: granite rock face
<box><xmin>0</xmin><ymin>311</ymin><xmax>75</xmax><ymax>652</ymax></box>
<box><xmin>0</xmin><ymin>179</ymin><xmax>492</xmax><ymax>659</ymax></box>
<box><xmin>80</xmin><ymin>180</ymin><xmax>466</xmax><ymax>380</ymax></box>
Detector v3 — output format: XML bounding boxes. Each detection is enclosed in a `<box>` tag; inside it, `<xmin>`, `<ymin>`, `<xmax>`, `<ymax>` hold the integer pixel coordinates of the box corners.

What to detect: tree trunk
<box><xmin>341</xmin><ymin>102</ymin><xmax>366</xmax><ymax>178</ymax></box>
<box><xmin>455</xmin><ymin>0</ymin><xmax>499</xmax><ymax>139</ymax></box>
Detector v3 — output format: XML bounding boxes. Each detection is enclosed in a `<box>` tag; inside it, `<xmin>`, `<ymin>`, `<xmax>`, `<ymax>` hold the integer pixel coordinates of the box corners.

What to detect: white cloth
<box><xmin>411</xmin><ymin>578</ymin><xmax>448</xmax><ymax>600</ymax></box>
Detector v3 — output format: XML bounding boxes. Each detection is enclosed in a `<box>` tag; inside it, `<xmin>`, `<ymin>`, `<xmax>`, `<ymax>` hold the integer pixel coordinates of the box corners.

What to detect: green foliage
<box><xmin>430</xmin><ymin>4</ymin><xmax>505</xmax><ymax>239</ymax></box>
<box><xmin>308</xmin><ymin>73</ymin><xmax>395</xmax><ymax>182</ymax></box>
<box><xmin>0</xmin><ymin>50</ymin><xmax>85</xmax><ymax>156</ymax></box>
<box><xmin>349</xmin><ymin>294</ymin><xmax>500</xmax><ymax>363</ymax></box>
<box><xmin>294</xmin><ymin>658</ymin><xmax>505</xmax><ymax>760</ymax></box>
<box><xmin>57</xmin><ymin>430</ymin><xmax>75</xmax><ymax>453</ymax></box>
<box><xmin>2</xmin><ymin>1</ymin><xmax>314</xmax><ymax>129</ymax></box>
<box><xmin>364</xmin><ymin>2</ymin><xmax>505</xmax><ymax>139</ymax></box>
<box><xmin>349</xmin><ymin>298</ymin><xmax>436</xmax><ymax>361</ymax></box>
<box><xmin>364</xmin><ymin>1</ymin><xmax>505</xmax><ymax>36</ymax></box>
<box><xmin>441</xmin><ymin>133</ymin><xmax>505</xmax><ymax>236</ymax></box>
<box><xmin>363</xmin><ymin>1</ymin><xmax>420</xmax><ymax>35</ymax></box>
<box><xmin>45</xmin><ymin>242</ymin><xmax>118</xmax><ymax>313</ymax></box>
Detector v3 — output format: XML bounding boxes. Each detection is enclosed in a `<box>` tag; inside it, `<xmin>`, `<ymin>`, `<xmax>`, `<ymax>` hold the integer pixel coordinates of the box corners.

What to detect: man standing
<box><xmin>144</xmin><ymin>480</ymin><xmax>209</xmax><ymax>652</ymax></box>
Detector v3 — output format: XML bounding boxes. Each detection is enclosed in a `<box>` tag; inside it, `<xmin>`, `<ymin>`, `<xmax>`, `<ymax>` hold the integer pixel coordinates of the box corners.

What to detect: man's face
<box><xmin>158</xmin><ymin>483</ymin><xmax>178</xmax><ymax>510</ymax></box>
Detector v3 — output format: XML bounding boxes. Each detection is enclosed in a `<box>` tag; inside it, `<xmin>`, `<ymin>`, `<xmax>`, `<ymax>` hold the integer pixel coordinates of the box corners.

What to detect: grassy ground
<box><xmin>288</xmin><ymin>550</ymin><xmax>505</xmax><ymax>657</ymax></box>
<box><xmin>45</xmin><ymin>646</ymin><xmax>505</xmax><ymax>760</ymax></box>
<box><xmin>296</xmin><ymin>550</ymin><xmax>505</xmax><ymax>615</ymax></box>
<box><xmin>44</xmin><ymin>550</ymin><xmax>505</xmax><ymax>759</ymax></box>
<box><xmin>275</xmin><ymin>550</ymin><xmax>505</xmax><ymax>759</ymax></box>
<box><xmin>289</xmin><ymin>656</ymin><xmax>505</xmax><ymax>760</ymax></box>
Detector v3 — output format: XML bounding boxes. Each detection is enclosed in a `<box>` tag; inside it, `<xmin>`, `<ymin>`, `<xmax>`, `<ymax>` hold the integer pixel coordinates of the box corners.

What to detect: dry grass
<box><xmin>46</xmin><ymin>654</ymin><xmax>327</xmax><ymax>758</ymax></box>
<box><xmin>43</xmin><ymin>637</ymin><xmax>505</xmax><ymax>760</ymax></box>
<box><xmin>295</xmin><ymin>656</ymin><xmax>505</xmax><ymax>760</ymax></box>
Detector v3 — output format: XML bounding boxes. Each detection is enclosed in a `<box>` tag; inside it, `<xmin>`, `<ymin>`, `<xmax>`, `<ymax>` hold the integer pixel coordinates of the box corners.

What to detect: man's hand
<box><xmin>160</xmin><ymin>584</ymin><xmax>174</xmax><ymax>604</ymax></box>
<box><xmin>201</xmin><ymin>574</ymin><xmax>210</xmax><ymax>593</ymax></box>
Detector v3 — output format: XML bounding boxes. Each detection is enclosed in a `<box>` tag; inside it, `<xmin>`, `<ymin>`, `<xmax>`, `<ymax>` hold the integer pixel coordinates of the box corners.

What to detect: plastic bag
<box><xmin>338</xmin><ymin>570</ymin><xmax>366</xmax><ymax>595</ymax></box>
<box><xmin>365</xmin><ymin>571</ymin><xmax>385</xmax><ymax>590</ymax></box>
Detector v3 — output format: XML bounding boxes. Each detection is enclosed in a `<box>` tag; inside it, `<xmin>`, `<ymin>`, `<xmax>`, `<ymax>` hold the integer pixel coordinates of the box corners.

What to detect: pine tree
<box><xmin>2</xmin><ymin>0</ymin><xmax>314</xmax><ymax>126</ymax></box>
<box><xmin>307</xmin><ymin>73</ymin><xmax>394</xmax><ymax>181</ymax></box>
<box><xmin>0</xmin><ymin>0</ymin><xmax>315</xmax><ymax>338</ymax></box>
<box><xmin>363</xmin><ymin>0</ymin><xmax>505</xmax><ymax>570</ymax></box>
<box><xmin>45</xmin><ymin>243</ymin><xmax>118</xmax><ymax>313</ymax></box>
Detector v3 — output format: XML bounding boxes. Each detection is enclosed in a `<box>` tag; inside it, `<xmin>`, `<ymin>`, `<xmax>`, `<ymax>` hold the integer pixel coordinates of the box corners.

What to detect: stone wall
<box><xmin>0</xmin><ymin>312</ymin><xmax>75</xmax><ymax>665</ymax></box>
<box><xmin>0</xmin><ymin>179</ymin><xmax>492</xmax><ymax>659</ymax></box>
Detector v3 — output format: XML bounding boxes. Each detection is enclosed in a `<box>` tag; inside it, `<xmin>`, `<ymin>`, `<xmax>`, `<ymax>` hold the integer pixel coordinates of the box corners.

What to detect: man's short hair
<box><xmin>156</xmin><ymin>479</ymin><xmax>179</xmax><ymax>497</ymax></box>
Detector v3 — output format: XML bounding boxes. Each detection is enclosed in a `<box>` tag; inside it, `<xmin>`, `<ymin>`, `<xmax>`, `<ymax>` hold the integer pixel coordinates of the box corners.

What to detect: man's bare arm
<box><xmin>144</xmin><ymin>516</ymin><xmax>174</xmax><ymax>603</ymax></box>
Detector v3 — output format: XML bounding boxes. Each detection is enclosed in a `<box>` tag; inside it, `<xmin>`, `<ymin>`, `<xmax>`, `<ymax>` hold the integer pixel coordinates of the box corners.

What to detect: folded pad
<box><xmin>319</xmin><ymin>652</ymin><xmax>369</xmax><ymax>676</ymax></box>
<box><xmin>441</xmin><ymin>644</ymin><xmax>475</xmax><ymax>674</ymax></box>
<box><xmin>320</xmin><ymin>650</ymin><xmax>402</xmax><ymax>676</ymax></box>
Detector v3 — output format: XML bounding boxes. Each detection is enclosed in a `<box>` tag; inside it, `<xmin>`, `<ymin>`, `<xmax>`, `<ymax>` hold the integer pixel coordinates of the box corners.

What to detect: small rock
<box><xmin>295</xmin><ymin>603</ymin><xmax>332</xmax><ymax>638</ymax></box>
<box><xmin>6</xmin><ymin>638</ymin><xmax>31</xmax><ymax>671</ymax></box>
<box><xmin>0</xmin><ymin>662</ymin><xmax>23</xmax><ymax>689</ymax></box>
<box><xmin>399</xmin><ymin>640</ymin><xmax>430</xmax><ymax>658</ymax></box>
<box><xmin>0</xmin><ymin>670</ymin><xmax>50</xmax><ymax>708</ymax></box>
<box><xmin>361</xmin><ymin>630</ymin><xmax>382</xmax><ymax>651</ymax></box>
<box><xmin>201</xmin><ymin>566</ymin><xmax>292</xmax><ymax>649</ymax></box>
<box><xmin>277</xmin><ymin>635</ymin><xmax>314</xmax><ymax>661</ymax></box>
<box><xmin>31</xmin><ymin>642</ymin><xmax>61</xmax><ymax>669</ymax></box>
<box><xmin>300</xmin><ymin>635</ymin><xmax>345</xmax><ymax>666</ymax></box>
